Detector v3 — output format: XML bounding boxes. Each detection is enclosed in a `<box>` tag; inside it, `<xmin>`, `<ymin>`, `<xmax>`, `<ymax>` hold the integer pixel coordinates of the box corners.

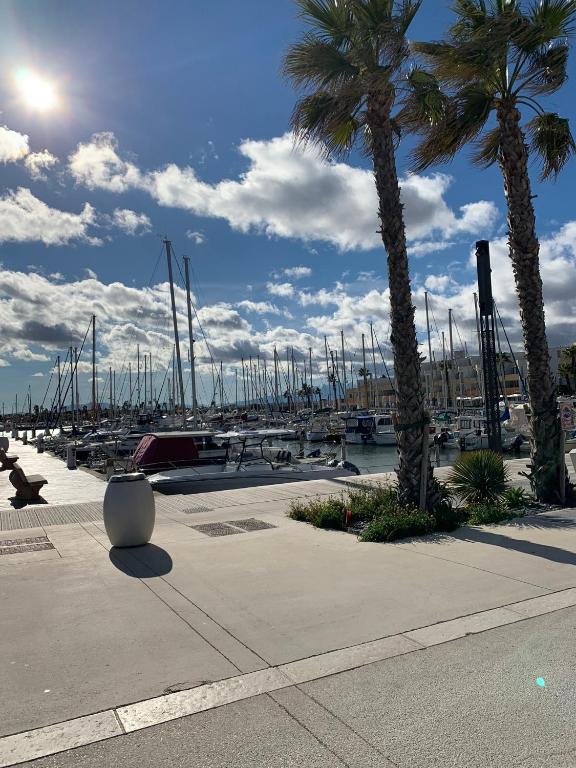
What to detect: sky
<box><xmin>0</xmin><ymin>0</ymin><xmax>575</xmax><ymax>410</ymax></box>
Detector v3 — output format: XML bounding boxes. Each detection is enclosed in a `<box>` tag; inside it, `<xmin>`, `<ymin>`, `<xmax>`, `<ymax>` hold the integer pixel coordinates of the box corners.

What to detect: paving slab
<box><xmin>147</xmin><ymin>522</ymin><xmax>547</xmax><ymax>665</ymax></box>
<box><xmin>393</xmin><ymin>515</ymin><xmax>576</xmax><ymax>591</ymax></box>
<box><xmin>0</xmin><ymin>555</ymin><xmax>238</xmax><ymax>737</ymax></box>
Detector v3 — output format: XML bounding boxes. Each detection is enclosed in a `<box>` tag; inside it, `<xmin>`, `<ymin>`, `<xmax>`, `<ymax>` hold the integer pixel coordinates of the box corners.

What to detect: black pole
<box><xmin>476</xmin><ymin>240</ymin><xmax>502</xmax><ymax>451</ymax></box>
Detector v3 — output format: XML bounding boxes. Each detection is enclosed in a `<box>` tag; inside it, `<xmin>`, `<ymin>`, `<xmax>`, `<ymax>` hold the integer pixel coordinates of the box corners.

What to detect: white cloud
<box><xmin>282</xmin><ymin>266</ymin><xmax>312</xmax><ymax>279</ymax></box>
<box><xmin>0</xmin><ymin>188</ymin><xmax>101</xmax><ymax>246</ymax></box>
<box><xmin>0</xmin><ymin>125</ymin><xmax>29</xmax><ymax>163</ymax></box>
<box><xmin>237</xmin><ymin>300</ymin><xmax>282</xmax><ymax>315</ymax></box>
<box><xmin>68</xmin><ymin>132</ymin><xmax>499</xmax><ymax>252</ymax></box>
<box><xmin>85</xmin><ymin>268</ymin><xmax>98</xmax><ymax>279</ymax></box>
<box><xmin>409</xmin><ymin>240</ymin><xmax>455</xmax><ymax>257</ymax></box>
<box><xmin>186</xmin><ymin>230</ymin><xmax>205</xmax><ymax>244</ymax></box>
<box><xmin>0</xmin><ymin>359</ymin><xmax>10</xmax><ymax>367</ymax></box>
<box><xmin>32</xmin><ymin>372</ymin><xmax>44</xmax><ymax>377</ymax></box>
<box><xmin>424</xmin><ymin>275</ymin><xmax>455</xmax><ymax>294</ymax></box>
<box><xmin>24</xmin><ymin>150</ymin><xmax>58</xmax><ymax>180</ymax></box>
<box><xmin>112</xmin><ymin>208</ymin><xmax>151</xmax><ymax>235</ymax></box>
<box><xmin>267</xmin><ymin>282</ymin><xmax>294</xmax><ymax>298</ymax></box>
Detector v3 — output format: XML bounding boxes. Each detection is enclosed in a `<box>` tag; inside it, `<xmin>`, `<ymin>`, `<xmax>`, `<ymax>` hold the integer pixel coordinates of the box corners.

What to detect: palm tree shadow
<box><xmin>109</xmin><ymin>543</ymin><xmax>173</xmax><ymax>577</ymax></box>
<box><xmin>454</xmin><ymin>515</ymin><xmax>576</xmax><ymax>567</ymax></box>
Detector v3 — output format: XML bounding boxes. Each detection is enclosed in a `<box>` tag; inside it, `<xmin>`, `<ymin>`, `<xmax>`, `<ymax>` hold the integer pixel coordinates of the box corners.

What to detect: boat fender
<box><xmin>338</xmin><ymin>460</ymin><xmax>360</xmax><ymax>476</ymax></box>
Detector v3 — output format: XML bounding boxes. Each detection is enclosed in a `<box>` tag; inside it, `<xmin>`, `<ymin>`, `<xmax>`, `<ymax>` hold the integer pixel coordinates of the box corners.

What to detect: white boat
<box><xmin>372</xmin><ymin>414</ymin><xmax>396</xmax><ymax>446</ymax></box>
<box><xmin>135</xmin><ymin>430</ymin><xmax>359</xmax><ymax>492</ymax></box>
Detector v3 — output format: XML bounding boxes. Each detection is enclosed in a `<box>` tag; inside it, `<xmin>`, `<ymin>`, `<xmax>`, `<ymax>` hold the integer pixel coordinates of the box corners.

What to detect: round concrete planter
<box><xmin>103</xmin><ymin>473</ymin><xmax>155</xmax><ymax>547</ymax></box>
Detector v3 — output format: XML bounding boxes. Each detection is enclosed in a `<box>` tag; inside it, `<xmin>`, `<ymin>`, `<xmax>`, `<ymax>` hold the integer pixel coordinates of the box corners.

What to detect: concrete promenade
<box><xmin>1</xmin><ymin>439</ymin><xmax>576</xmax><ymax>766</ymax></box>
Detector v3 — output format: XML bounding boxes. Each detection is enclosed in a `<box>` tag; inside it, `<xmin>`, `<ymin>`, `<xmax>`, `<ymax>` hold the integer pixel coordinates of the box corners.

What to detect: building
<box><xmin>345</xmin><ymin>348</ymin><xmax>563</xmax><ymax>410</ymax></box>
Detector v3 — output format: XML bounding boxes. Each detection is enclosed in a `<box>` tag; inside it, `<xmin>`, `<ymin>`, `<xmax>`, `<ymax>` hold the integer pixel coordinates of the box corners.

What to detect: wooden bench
<box><xmin>0</xmin><ymin>447</ymin><xmax>19</xmax><ymax>471</ymax></box>
<box><xmin>8</xmin><ymin>463</ymin><xmax>48</xmax><ymax>500</ymax></box>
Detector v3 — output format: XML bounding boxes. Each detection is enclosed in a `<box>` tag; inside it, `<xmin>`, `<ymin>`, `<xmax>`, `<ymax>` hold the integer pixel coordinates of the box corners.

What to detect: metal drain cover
<box><xmin>181</xmin><ymin>506</ymin><xmax>213</xmax><ymax>515</ymax></box>
<box><xmin>191</xmin><ymin>523</ymin><xmax>245</xmax><ymax>537</ymax></box>
<box><xmin>0</xmin><ymin>534</ymin><xmax>53</xmax><ymax>555</ymax></box>
<box><xmin>226</xmin><ymin>519</ymin><xmax>276</xmax><ymax>532</ymax></box>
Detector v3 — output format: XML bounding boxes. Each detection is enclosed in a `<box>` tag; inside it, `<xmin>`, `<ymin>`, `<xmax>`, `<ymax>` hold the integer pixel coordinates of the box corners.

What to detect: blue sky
<box><xmin>0</xmin><ymin>0</ymin><xmax>575</xmax><ymax>409</ymax></box>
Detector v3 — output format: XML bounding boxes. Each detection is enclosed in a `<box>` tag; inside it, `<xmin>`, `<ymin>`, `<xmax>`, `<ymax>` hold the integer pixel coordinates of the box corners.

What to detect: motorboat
<box><xmin>135</xmin><ymin>430</ymin><xmax>359</xmax><ymax>492</ymax></box>
<box><xmin>372</xmin><ymin>414</ymin><xmax>396</xmax><ymax>446</ymax></box>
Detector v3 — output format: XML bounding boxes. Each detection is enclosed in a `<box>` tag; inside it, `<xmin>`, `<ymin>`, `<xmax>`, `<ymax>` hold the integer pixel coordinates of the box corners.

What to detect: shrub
<box><xmin>448</xmin><ymin>450</ymin><xmax>510</xmax><ymax>505</ymax></box>
<box><xmin>346</xmin><ymin>483</ymin><xmax>400</xmax><ymax>523</ymax></box>
<box><xmin>360</xmin><ymin>507</ymin><xmax>435</xmax><ymax>542</ymax></box>
<box><xmin>466</xmin><ymin>501</ymin><xmax>524</xmax><ymax>526</ymax></box>
<box><xmin>502</xmin><ymin>487</ymin><xmax>530</xmax><ymax>510</ymax></box>
<box><xmin>432</xmin><ymin>501</ymin><xmax>465</xmax><ymax>532</ymax></box>
<box><xmin>288</xmin><ymin>496</ymin><xmax>346</xmax><ymax>530</ymax></box>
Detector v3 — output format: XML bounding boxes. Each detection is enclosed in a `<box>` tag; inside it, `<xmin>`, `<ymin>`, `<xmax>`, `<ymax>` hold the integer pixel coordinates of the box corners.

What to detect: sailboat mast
<box><xmin>164</xmin><ymin>239</ymin><xmax>186</xmax><ymax>426</ymax></box>
<box><xmin>361</xmin><ymin>333</ymin><xmax>369</xmax><ymax>409</ymax></box>
<box><xmin>92</xmin><ymin>315</ymin><xmax>96</xmax><ymax>423</ymax></box>
<box><xmin>340</xmin><ymin>331</ymin><xmax>347</xmax><ymax>412</ymax></box>
<box><xmin>183</xmin><ymin>256</ymin><xmax>198</xmax><ymax>427</ymax></box>
<box><xmin>57</xmin><ymin>354</ymin><xmax>61</xmax><ymax>423</ymax></box>
<box><xmin>370</xmin><ymin>322</ymin><xmax>377</xmax><ymax>409</ymax></box>
<box><xmin>137</xmin><ymin>344</ymin><xmax>141</xmax><ymax>410</ymax></box>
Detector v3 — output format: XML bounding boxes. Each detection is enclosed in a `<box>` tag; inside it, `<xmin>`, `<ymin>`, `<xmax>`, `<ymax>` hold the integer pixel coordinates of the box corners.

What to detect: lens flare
<box><xmin>14</xmin><ymin>68</ymin><xmax>58</xmax><ymax>111</ymax></box>
<box><xmin>536</xmin><ymin>677</ymin><xmax>545</xmax><ymax>688</ymax></box>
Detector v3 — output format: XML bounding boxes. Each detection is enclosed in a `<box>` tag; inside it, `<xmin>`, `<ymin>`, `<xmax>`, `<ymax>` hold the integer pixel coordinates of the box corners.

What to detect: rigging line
<box><xmin>494</xmin><ymin>300</ymin><xmax>528</xmax><ymax>396</ymax></box>
<box><xmin>50</xmin><ymin>319</ymin><xmax>92</xmax><ymax>428</ymax></box>
<box><xmin>372</xmin><ymin>329</ymin><xmax>397</xmax><ymax>395</ymax></box>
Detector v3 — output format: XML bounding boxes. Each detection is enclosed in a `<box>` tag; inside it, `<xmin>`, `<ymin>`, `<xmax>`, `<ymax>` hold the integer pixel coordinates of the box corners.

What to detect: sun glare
<box><xmin>14</xmin><ymin>69</ymin><xmax>58</xmax><ymax>111</ymax></box>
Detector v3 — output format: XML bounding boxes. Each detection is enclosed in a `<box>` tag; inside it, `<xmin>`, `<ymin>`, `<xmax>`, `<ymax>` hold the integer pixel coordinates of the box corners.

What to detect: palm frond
<box><xmin>397</xmin><ymin>67</ymin><xmax>449</xmax><ymax>131</ymax></box>
<box><xmin>295</xmin><ymin>0</ymin><xmax>354</xmax><ymax>45</ymax></box>
<box><xmin>449</xmin><ymin>0</ymin><xmax>489</xmax><ymax>42</ymax></box>
<box><xmin>528</xmin><ymin>0</ymin><xmax>576</xmax><ymax>39</ymax></box>
<box><xmin>291</xmin><ymin>91</ymin><xmax>364</xmax><ymax>156</ymax></box>
<box><xmin>527</xmin><ymin>111</ymin><xmax>576</xmax><ymax>178</ymax></box>
<box><xmin>283</xmin><ymin>34</ymin><xmax>359</xmax><ymax>90</ymax></box>
<box><xmin>471</xmin><ymin>125</ymin><xmax>502</xmax><ymax>167</ymax></box>
<box><xmin>520</xmin><ymin>42</ymin><xmax>569</xmax><ymax>96</ymax></box>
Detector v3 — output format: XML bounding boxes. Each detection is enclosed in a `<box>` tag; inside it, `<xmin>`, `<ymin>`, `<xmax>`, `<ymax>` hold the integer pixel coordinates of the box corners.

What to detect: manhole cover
<box><xmin>0</xmin><ymin>542</ymin><xmax>55</xmax><ymax>555</ymax></box>
<box><xmin>191</xmin><ymin>523</ymin><xmax>245</xmax><ymax>537</ymax></box>
<box><xmin>226</xmin><ymin>519</ymin><xmax>276</xmax><ymax>532</ymax></box>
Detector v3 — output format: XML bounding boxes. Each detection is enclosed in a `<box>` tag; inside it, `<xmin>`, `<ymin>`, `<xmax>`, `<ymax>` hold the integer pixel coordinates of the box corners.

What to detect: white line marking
<box><xmin>404</xmin><ymin>607</ymin><xmax>522</xmax><ymax>647</ymax></box>
<box><xmin>116</xmin><ymin>668</ymin><xmax>291</xmax><ymax>732</ymax></box>
<box><xmin>0</xmin><ymin>712</ymin><xmax>121</xmax><ymax>768</ymax></box>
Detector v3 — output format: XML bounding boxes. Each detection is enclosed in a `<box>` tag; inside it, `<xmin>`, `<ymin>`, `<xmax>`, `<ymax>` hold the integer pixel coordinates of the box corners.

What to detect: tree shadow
<box><xmin>455</xmin><ymin>524</ymin><xmax>576</xmax><ymax>567</ymax></box>
<box><xmin>109</xmin><ymin>543</ymin><xmax>173</xmax><ymax>577</ymax></box>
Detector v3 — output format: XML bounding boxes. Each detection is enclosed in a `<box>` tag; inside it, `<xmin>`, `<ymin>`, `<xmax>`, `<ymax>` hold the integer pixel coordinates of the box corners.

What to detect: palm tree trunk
<box><xmin>366</xmin><ymin>92</ymin><xmax>433</xmax><ymax>506</ymax></box>
<box><xmin>497</xmin><ymin>103</ymin><xmax>563</xmax><ymax>503</ymax></box>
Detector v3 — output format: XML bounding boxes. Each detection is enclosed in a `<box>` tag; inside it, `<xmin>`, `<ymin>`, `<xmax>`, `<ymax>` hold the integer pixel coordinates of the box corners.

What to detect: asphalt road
<box><xmin>20</xmin><ymin>606</ymin><xmax>576</xmax><ymax>768</ymax></box>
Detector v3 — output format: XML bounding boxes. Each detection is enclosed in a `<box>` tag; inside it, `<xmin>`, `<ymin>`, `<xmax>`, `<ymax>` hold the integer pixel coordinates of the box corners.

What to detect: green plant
<box><xmin>467</xmin><ymin>502</ymin><xmax>523</xmax><ymax>526</ymax></box>
<box><xmin>360</xmin><ymin>508</ymin><xmax>435</xmax><ymax>543</ymax></box>
<box><xmin>502</xmin><ymin>487</ymin><xmax>530</xmax><ymax>510</ymax></box>
<box><xmin>346</xmin><ymin>484</ymin><xmax>400</xmax><ymax>523</ymax></box>
<box><xmin>448</xmin><ymin>450</ymin><xmax>510</xmax><ymax>505</ymax></box>
<box><xmin>289</xmin><ymin>496</ymin><xmax>346</xmax><ymax>530</ymax></box>
<box><xmin>432</xmin><ymin>501</ymin><xmax>464</xmax><ymax>533</ymax></box>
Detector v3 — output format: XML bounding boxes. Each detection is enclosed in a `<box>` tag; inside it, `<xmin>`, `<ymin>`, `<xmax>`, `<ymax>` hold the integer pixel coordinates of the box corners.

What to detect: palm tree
<box><xmin>284</xmin><ymin>0</ymin><xmax>435</xmax><ymax>507</ymax></box>
<box><xmin>407</xmin><ymin>0</ymin><xmax>576</xmax><ymax>502</ymax></box>
<box><xmin>558</xmin><ymin>344</ymin><xmax>576</xmax><ymax>393</ymax></box>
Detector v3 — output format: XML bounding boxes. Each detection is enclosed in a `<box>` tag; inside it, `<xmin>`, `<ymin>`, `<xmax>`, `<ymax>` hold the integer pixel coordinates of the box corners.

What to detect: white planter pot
<box><xmin>103</xmin><ymin>473</ymin><xmax>155</xmax><ymax>547</ymax></box>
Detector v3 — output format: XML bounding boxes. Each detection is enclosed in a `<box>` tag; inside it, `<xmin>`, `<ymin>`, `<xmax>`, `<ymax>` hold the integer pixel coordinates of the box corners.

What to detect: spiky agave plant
<box><xmin>448</xmin><ymin>450</ymin><xmax>510</xmax><ymax>505</ymax></box>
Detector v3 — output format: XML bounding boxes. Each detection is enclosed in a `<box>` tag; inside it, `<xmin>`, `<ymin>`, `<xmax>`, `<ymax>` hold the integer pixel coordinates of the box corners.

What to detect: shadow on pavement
<box><xmin>457</xmin><ymin>526</ymin><xmax>576</xmax><ymax>566</ymax></box>
<box><xmin>8</xmin><ymin>496</ymin><xmax>48</xmax><ymax>509</ymax></box>
<box><xmin>109</xmin><ymin>543</ymin><xmax>173</xmax><ymax>577</ymax></box>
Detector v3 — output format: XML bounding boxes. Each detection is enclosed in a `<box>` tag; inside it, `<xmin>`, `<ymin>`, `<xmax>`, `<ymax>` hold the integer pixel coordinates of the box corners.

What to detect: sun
<box><xmin>14</xmin><ymin>69</ymin><xmax>58</xmax><ymax>111</ymax></box>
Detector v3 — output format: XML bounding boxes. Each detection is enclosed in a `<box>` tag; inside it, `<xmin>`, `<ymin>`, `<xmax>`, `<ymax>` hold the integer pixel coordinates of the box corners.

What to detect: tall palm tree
<box><xmin>406</xmin><ymin>0</ymin><xmax>576</xmax><ymax>502</ymax></box>
<box><xmin>284</xmin><ymin>0</ymin><xmax>435</xmax><ymax>507</ymax></box>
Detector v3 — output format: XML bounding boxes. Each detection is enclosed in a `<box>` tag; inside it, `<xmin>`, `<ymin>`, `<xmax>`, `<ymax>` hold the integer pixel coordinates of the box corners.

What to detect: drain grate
<box><xmin>0</xmin><ymin>541</ymin><xmax>54</xmax><ymax>555</ymax></box>
<box><xmin>191</xmin><ymin>523</ymin><xmax>245</xmax><ymax>537</ymax></box>
<box><xmin>0</xmin><ymin>535</ymin><xmax>50</xmax><ymax>547</ymax></box>
<box><xmin>226</xmin><ymin>518</ymin><xmax>277</xmax><ymax>532</ymax></box>
<box><xmin>180</xmin><ymin>506</ymin><xmax>213</xmax><ymax>515</ymax></box>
